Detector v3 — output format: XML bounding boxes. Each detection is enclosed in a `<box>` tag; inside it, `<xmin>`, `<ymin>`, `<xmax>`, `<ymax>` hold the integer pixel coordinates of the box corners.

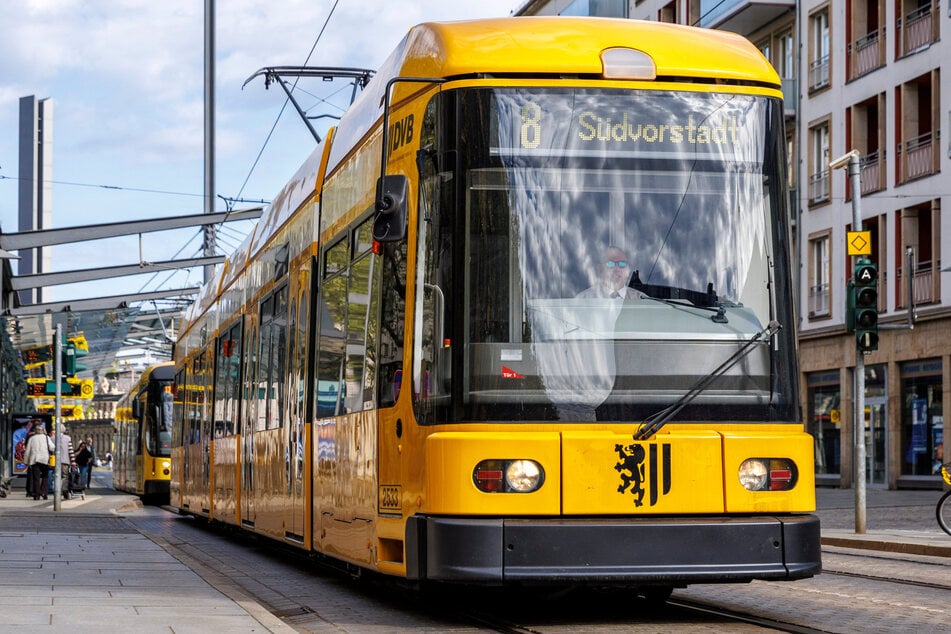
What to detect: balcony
<box><xmin>899</xmin><ymin>3</ymin><xmax>937</xmax><ymax>57</ymax></box>
<box><xmin>848</xmin><ymin>29</ymin><xmax>884</xmax><ymax>80</ymax></box>
<box><xmin>898</xmin><ymin>260</ymin><xmax>939</xmax><ymax>307</ymax></box>
<box><xmin>898</xmin><ymin>130</ymin><xmax>938</xmax><ymax>183</ymax></box>
<box><xmin>698</xmin><ymin>0</ymin><xmax>795</xmax><ymax>33</ymax></box>
<box><xmin>859</xmin><ymin>150</ymin><xmax>884</xmax><ymax>195</ymax></box>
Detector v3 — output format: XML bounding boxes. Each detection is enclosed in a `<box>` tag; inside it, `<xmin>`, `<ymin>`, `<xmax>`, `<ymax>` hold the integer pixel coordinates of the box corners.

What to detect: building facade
<box><xmin>798</xmin><ymin>0</ymin><xmax>947</xmax><ymax>490</ymax></box>
<box><xmin>513</xmin><ymin>0</ymin><xmax>949</xmax><ymax>490</ymax></box>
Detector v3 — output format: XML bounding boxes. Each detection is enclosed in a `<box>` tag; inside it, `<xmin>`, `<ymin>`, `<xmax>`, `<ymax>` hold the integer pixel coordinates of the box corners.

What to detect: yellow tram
<box><xmin>114</xmin><ymin>362</ymin><xmax>174</xmax><ymax>503</ymax></box>
<box><xmin>171</xmin><ymin>17</ymin><xmax>820</xmax><ymax>595</ymax></box>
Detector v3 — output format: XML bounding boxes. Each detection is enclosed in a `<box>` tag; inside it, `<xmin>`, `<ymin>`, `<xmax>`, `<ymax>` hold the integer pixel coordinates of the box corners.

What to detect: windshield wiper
<box><xmin>644</xmin><ymin>296</ymin><xmax>730</xmax><ymax>323</ymax></box>
<box><xmin>632</xmin><ymin>320</ymin><xmax>781</xmax><ymax>441</ymax></box>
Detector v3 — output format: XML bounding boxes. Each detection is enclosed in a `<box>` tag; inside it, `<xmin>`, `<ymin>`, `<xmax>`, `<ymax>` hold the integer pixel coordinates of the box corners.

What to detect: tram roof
<box><xmin>400</xmin><ymin>17</ymin><xmax>780</xmax><ymax>87</ymax></box>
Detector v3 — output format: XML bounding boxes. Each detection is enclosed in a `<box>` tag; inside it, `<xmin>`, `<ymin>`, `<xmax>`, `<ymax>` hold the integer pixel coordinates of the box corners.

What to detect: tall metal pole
<box><xmin>846</xmin><ymin>153</ymin><xmax>867</xmax><ymax>534</ymax></box>
<box><xmin>54</xmin><ymin>323</ymin><xmax>62</xmax><ymax>511</ymax></box>
<box><xmin>203</xmin><ymin>0</ymin><xmax>216</xmax><ymax>283</ymax></box>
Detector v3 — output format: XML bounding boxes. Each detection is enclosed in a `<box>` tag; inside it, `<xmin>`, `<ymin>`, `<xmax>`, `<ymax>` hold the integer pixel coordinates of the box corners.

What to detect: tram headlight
<box><xmin>473</xmin><ymin>459</ymin><xmax>544</xmax><ymax>493</ymax></box>
<box><xmin>505</xmin><ymin>460</ymin><xmax>543</xmax><ymax>493</ymax></box>
<box><xmin>738</xmin><ymin>458</ymin><xmax>798</xmax><ymax>491</ymax></box>
<box><xmin>161</xmin><ymin>460</ymin><xmax>171</xmax><ymax>476</ymax></box>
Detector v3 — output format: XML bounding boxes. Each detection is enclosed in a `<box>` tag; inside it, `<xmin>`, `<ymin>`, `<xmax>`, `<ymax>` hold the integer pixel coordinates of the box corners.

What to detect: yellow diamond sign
<box><xmin>847</xmin><ymin>231</ymin><xmax>872</xmax><ymax>256</ymax></box>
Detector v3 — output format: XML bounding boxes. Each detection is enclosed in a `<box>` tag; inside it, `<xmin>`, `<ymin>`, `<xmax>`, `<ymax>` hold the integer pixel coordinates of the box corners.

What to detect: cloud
<box><xmin>0</xmin><ymin>0</ymin><xmax>516</xmax><ymax>300</ymax></box>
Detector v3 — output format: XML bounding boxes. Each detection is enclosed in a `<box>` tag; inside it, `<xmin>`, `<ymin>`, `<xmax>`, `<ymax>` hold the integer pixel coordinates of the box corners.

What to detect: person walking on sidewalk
<box><xmin>74</xmin><ymin>441</ymin><xmax>94</xmax><ymax>490</ymax></box>
<box><xmin>54</xmin><ymin>426</ymin><xmax>75</xmax><ymax>499</ymax></box>
<box><xmin>84</xmin><ymin>437</ymin><xmax>97</xmax><ymax>485</ymax></box>
<box><xmin>24</xmin><ymin>425</ymin><xmax>54</xmax><ymax>500</ymax></box>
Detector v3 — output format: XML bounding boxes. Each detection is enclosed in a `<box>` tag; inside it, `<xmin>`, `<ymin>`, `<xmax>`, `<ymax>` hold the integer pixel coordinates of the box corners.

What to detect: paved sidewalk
<box><xmin>0</xmin><ymin>475</ymin><xmax>293</xmax><ymax>633</ymax></box>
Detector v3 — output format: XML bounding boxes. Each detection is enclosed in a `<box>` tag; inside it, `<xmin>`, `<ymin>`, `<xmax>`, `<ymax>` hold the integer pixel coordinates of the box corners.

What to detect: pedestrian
<box><xmin>22</xmin><ymin>421</ymin><xmax>38</xmax><ymax>497</ymax></box>
<box><xmin>74</xmin><ymin>441</ymin><xmax>94</xmax><ymax>490</ymax></box>
<box><xmin>84</xmin><ymin>437</ymin><xmax>97</xmax><ymax>486</ymax></box>
<box><xmin>55</xmin><ymin>426</ymin><xmax>75</xmax><ymax>499</ymax></box>
<box><xmin>23</xmin><ymin>424</ymin><xmax>54</xmax><ymax>500</ymax></box>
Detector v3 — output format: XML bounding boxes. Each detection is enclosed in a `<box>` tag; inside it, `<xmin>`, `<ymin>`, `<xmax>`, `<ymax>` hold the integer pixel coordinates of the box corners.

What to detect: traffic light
<box><xmin>853</xmin><ymin>258</ymin><xmax>878</xmax><ymax>352</ymax></box>
<box><xmin>60</xmin><ymin>335</ymin><xmax>89</xmax><ymax>377</ymax></box>
<box><xmin>62</xmin><ymin>342</ymin><xmax>76</xmax><ymax>376</ymax></box>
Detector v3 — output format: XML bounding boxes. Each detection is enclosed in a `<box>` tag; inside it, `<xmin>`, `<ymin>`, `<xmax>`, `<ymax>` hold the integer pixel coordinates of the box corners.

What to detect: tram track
<box><xmin>821</xmin><ymin>548</ymin><xmax>951</xmax><ymax>591</ymax></box>
<box><xmin>666</xmin><ymin>597</ymin><xmax>834</xmax><ymax>634</ymax></box>
<box><xmin>450</xmin><ymin>593</ymin><xmax>837</xmax><ymax>633</ymax></box>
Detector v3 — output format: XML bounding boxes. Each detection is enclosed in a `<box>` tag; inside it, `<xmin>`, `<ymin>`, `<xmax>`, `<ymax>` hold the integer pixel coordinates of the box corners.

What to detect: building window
<box><xmin>658</xmin><ymin>0</ymin><xmax>677</xmax><ymax>22</ymax></box>
<box><xmin>900</xmin><ymin>359</ymin><xmax>943</xmax><ymax>477</ymax></box>
<box><xmin>778</xmin><ymin>29</ymin><xmax>796</xmax><ymax>113</ymax></box>
<box><xmin>808</xmin><ymin>232</ymin><xmax>831</xmax><ymax>317</ymax></box>
<box><xmin>809</xmin><ymin>7</ymin><xmax>831</xmax><ymax>92</ymax></box>
<box><xmin>808</xmin><ymin>371</ymin><xmax>841</xmax><ymax>475</ymax></box>
<box><xmin>561</xmin><ymin>0</ymin><xmax>627</xmax><ymax>17</ymax></box>
<box><xmin>808</xmin><ymin>120</ymin><xmax>830</xmax><ymax>204</ymax></box>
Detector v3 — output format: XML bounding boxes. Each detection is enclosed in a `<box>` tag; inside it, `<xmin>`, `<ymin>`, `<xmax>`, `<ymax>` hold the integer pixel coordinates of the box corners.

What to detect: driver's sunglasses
<box><xmin>605</xmin><ymin>260</ymin><xmax>628</xmax><ymax>269</ymax></box>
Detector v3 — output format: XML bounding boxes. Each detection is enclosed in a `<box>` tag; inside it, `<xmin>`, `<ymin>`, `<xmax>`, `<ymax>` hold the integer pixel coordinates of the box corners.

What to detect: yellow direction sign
<box><xmin>847</xmin><ymin>231</ymin><xmax>872</xmax><ymax>255</ymax></box>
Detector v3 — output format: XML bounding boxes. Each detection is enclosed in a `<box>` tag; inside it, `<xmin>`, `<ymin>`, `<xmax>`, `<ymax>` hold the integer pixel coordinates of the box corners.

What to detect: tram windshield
<box><xmin>413</xmin><ymin>87</ymin><xmax>798</xmax><ymax>424</ymax></box>
<box><xmin>146</xmin><ymin>380</ymin><xmax>173</xmax><ymax>456</ymax></box>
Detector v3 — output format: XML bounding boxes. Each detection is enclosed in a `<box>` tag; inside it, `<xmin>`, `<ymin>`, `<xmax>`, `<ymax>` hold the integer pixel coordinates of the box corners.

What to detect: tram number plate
<box><xmin>379</xmin><ymin>485</ymin><xmax>402</xmax><ymax>513</ymax></box>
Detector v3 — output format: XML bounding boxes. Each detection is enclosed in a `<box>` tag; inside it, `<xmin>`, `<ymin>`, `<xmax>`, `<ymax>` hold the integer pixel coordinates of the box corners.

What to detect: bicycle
<box><xmin>937</xmin><ymin>462</ymin><xmax>951</xmax><ymax>536</ymax></box>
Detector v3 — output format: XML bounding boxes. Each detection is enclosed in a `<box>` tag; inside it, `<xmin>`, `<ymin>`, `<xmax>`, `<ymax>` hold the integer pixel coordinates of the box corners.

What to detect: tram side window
<box><xmin>255</xmin><ymin>286</ymin><xmax>289</xmax><ymax>430</ymax></box>
<box><xmin>316</xmin><ymin>239</ymin><xmax>349</xmax><ymax>417</ymax></box>
<box><xmin>272</xmin><ymin>288</ymin><xmax>288</xmax><ymax>428</ymax></box>
<box><xmin>315</xmin><ymin>219</ymin><xmax>381</xmax><ymax>417</ymax></box>
<box><xmin>242</xmin><ymin>322</ymin><xmax>258</xmax><ymax>435</ymax></box>
<box><xmin>188</xmin><ymin>357</ymin><xmax>203</xmax><ymax>445</ymax></box>
<box><xmin>257</xmin><ymin>296</ymin><xmax>273</xmax><ymax>431</ymax></box>
<box><xmin>377</xmin><ymin>241</ymin><xmax>407</xmax><ymax>408</ymax></box>
<box><xmin>199</xmin><ymin>347</ymin><xmax>214</xmax><ymax>445</ymax></box>
<box><xmin>214</xmin><ymin>322</ymin><xmax>243</xmax><ymax>437</ymax></box>
<box><xmin>345</xmin><ymin>220</ymin><xmax>380</xmax><ymax>413</ymax></box>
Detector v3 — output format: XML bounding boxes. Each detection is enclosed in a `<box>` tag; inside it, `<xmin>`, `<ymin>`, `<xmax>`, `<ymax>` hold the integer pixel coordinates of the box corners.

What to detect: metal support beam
<box><xmin>11</xmin><ymin>256</ymin><xmax>225</xmax><ymax>290</ymax></box>
<box><xmin>0</xmin><ymin>207</ymin><xmax>262</xmax><ymax>251</ymax></box>
<box><xmin>9</xmin><ymin>287</ymin><xmax>200</xmax><ymax>316</ymax></box>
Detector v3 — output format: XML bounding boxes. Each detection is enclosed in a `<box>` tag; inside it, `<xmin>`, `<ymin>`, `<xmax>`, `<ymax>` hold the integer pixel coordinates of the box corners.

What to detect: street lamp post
<box><xmin>829</xmin><ymin>150</ymin><xmax>867</xmax><ymax>534</ymax></box>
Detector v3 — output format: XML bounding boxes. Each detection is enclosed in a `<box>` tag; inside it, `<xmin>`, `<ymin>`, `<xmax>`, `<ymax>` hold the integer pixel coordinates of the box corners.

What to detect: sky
<box><xmin>0</xmin><ymin>0</ymin><xmax>519</xmax><ymax>304</ymax></box>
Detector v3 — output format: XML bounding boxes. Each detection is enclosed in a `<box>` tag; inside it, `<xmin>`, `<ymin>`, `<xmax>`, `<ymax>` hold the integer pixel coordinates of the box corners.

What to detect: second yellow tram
<box><xmin>114</xmin><ymin>362</ymin><xmax>174</xmax><ymax>503</ymax></box>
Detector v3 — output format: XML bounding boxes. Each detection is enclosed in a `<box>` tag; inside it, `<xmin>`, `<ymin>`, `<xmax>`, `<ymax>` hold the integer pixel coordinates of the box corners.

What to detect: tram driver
<box><xmin>576</xmin><ymin>246</ymin><xmax>648</xmax><ymax>300</ymax></box>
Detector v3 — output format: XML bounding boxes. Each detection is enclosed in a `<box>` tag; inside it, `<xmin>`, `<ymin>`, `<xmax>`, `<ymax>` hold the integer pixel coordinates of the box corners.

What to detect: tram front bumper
<box><xmin>405</xmin><ymin>514</ymin><xmax>820</xmax><ymax>584</ymax></box>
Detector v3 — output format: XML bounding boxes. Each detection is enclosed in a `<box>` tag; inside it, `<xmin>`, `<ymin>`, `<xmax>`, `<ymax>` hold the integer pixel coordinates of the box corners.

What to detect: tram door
<box><xmin>199</xmin><ymin>347</ymin><xmax>213</xmax><ymax>513</ymax></box>
<box><xmin>285</xmin><ymin>294</ymin><xmax>308</xmax><ymax>542</ymax></box>
<box><xmin>241</xmin><ymin>322</ymin><xmax>258</xmax><ymax>526</ymax></box>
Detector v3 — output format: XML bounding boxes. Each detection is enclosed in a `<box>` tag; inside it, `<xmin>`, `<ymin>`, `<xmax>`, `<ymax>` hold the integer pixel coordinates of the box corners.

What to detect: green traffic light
<box><xmin>852</xmin><ymin>258</ymin><xmax>878</xmax><ymax>352</ymax></box>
